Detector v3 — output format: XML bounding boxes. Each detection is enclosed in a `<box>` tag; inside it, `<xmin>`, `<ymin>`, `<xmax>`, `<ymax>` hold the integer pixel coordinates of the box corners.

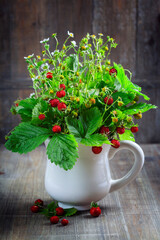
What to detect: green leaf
<box><xmin>112</xmin><ymin>92</ymin><xmax>135</xmax><ymax>105</ymax></box>
<box><xmin>65</xmin><ymin>116</ymin><xmax>84</xmax><ymax>141</ymax></box>
<box><xmin>80</xmin><ymin>107</ymin><xmax>102</xmax><ymax>137</ymax></box>
<box><xmin>123</xmin><ymin>103</ymin><xmax>157</xmax><ymax>115</ymax></box>
<box><xmin>134</xmin><ymin>91</ymin><xmax>150</xmax><ymax>101</ymax></box>
<box><xmin>46</xmin><ymin>134</ymin><xmax>79</xmax><ymax>170</ymax></box>
<box><xmin>81</xmin><ymin>133</ymin><xmax>111</xmax><ymax>146</ymax></box>
<box><xmin>31</xmin><ymin>99</ymin><xmax>49</xmax><ymax>125</ymax></box>
<box><xmin>113</xmin><ymin>63</ymin><xmax>141</xmax><ymax>92</ymax></box>
<box><xmin>17</xmin><ymin>98</ymin><xmax>38</xmax><ymax>121</ymax></box>
<box><xmin>64</xmin><ymin>208</ymin><xmax>77</xmax><ymax>217</ymax></box>
<box><xmin>66</xmin><ymin>54</ymin><xmax>78</xmax><ymax>71</ymax></box>
<box><xmin>119</xmin><ymin>130</ymin><xmax>135</xmax><ymax>142</ymax></box>
<box><xmin>5</xmin><ymin>123</ymin><xmax>51</xmax><ymax>154</ymax></box>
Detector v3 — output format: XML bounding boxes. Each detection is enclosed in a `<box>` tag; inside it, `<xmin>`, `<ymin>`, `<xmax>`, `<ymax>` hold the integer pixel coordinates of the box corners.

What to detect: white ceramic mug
<box><xmin>45</xmin><ymin>140</ymin><xmax>144</xmax><ymax>210</ymax></box>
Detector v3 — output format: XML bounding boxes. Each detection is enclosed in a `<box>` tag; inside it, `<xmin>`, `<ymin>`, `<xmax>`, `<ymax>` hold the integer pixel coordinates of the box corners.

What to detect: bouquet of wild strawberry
<box><xmin>5</xmin><ymin>32</ymin><xmax>156</xmax><ymax>170</ymax></box>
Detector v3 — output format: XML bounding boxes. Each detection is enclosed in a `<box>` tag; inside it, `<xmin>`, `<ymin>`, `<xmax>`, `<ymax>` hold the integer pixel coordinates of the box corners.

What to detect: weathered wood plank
<box><xmin>136</xmin><ymin>0</ymin><xmax>160</xmax><ymax>78</ymax></box>
<box><xmin>92</xmin><ymin>0</ymin><xmax>137</xmax><ymax>75</ymax></box>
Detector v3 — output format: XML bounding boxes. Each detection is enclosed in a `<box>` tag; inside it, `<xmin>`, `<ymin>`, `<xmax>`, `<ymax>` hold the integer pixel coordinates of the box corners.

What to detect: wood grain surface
<box><xmin>0</xmin><ymin>144</ymin><xmax>160</xmax><ymax>240</ymax></box>
<box><xmin>0</xmin><ymin>0</ymin><xmax>159</xmax><ymax>143</ymax></box>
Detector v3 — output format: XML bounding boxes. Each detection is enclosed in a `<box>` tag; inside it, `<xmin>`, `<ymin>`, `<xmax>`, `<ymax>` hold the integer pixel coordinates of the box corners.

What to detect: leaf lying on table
<box><xmin>5</xmin><ymin>122</ymin><xmax>51</xmax><ymax>154</ymax></box>
<box><xmin>39</xmin><ymin>201</ymin><xmax>78</xmax><ymax>218</ymax></box>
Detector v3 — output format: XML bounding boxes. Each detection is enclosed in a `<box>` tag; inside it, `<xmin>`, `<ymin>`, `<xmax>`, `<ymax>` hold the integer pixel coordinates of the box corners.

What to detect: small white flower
<box><xmin>98</xmin><ymin>33</ymin><xmax>103</xmax><ymax>36</ymax></box>
<box><xmin>29</xmin><ymin>93</ymin><xmax>35</xmax><ymax>98</ymax></box>
<box><xmin>40</xmin><ymin>38</ymin><xmax>50</xmax><ymax>43</ymax></box>
<box><xmin>31</xmin><ymin>75</ymin><xmax>38</xmax><ymax>82</ymax></box>
<box><xmin>67</xmin><ymin>31</ymin><xmax>74</xmax><ymax>38</ymax></box>
<box><xmin>41</xmin><ymin>63</ymin><xmax>49</xmax><ymax>70</ymax></box>
<box><xmin>51</xmin><ymin>50</ymin><xmax>59</xmax><ymax>56</ymax></box>
<box><xmin>71</xmin><ymin>41</ymin><xmax>77</xmax><ymax>47</ymax></box>
<box><xmin>24</xmin><ymin>53</ymin><xmax>34</xmax><ymax>59</ymax></box>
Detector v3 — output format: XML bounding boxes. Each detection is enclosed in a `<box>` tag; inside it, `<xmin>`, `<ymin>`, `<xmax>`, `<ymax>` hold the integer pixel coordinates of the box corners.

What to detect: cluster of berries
<box><xmin>30</xmin><ymin>199</ymin><xmax>69</xmax><ymax>226</ymax></box>
<box><xmin>92</xmin><ymin>125</ymin><xmax>139</xmax><ymax>154</ymax></box>
<box><xmin>31</xmin><ymin>199</ymin><xmax>102</xmax><ymax>226</ymax></box>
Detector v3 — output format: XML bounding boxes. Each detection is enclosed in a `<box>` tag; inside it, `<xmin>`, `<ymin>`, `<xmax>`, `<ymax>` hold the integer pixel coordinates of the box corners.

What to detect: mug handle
<box><xmin>108</xmin><ymin>140</ymin><xmax>144</xmax><ymax>193</ymax></box>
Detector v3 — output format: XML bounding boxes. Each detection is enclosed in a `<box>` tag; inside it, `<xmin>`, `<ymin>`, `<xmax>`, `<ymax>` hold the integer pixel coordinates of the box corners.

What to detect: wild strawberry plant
<box><xmin>5</xmin><ymin>32</ymin><xmax>157</xmax><ymax>170</ymax></box>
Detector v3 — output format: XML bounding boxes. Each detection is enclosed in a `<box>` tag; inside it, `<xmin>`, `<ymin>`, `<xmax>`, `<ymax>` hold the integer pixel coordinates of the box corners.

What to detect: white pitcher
<box><xmin>45</xmin><ymin>140</ymin><xmax>144</xmax><ymax>210</ymax></box>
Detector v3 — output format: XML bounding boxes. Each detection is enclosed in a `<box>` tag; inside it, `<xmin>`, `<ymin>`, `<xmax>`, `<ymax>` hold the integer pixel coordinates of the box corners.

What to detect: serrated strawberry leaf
<box><xmin>64</xmin><ymin>208</ymin><xmax>77</xmax><ymax>217</ymax></box>
<box><xmin>122</xmin><ymin>103</ymin><xmax>157</xmax><ymax>115</ymax></box>
<box><xmin>47</xmin><ymin>134</ymin><xmax>79</xmax><ymax>170</ymax></box>
<box><xmin>5</xmin><ymin>123</ymin><xmax>51</xmax><ymax>154</ymax></box>
<box><xmin>80</xmin><ymin>107</ymin><xmax>102</xmax><ymax>137</ymax></box>
<box><xmin>80</xmin><ymin>133</ymin><xmax>111</xmax><ymax>146</ymax></box>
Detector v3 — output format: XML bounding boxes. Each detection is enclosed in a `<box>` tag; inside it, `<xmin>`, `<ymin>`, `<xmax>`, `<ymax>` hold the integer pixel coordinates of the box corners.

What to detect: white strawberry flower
<box><xmin>67</xmin><ymin>31</ymin><xmax>74</xmax><ymax>38</ymax></box>
<box><xmin>51</xmin><ymin>50</ymin><xmax>59</xmax><ymax>56</ymax></box>
<box><xmin>41</xmin><ymin>63</ymin><xmax>49</xmax><ymax>70</ymax></box>
<box><xmin>71</xmin><ymin>41</ymin><xmax>77</xmax><ymax>47</ymax></box>
<box><xmin>29</xmin><ymin>93</ymin><xmax>35</xmax><ymax>98</ymax></box>
<box><xmin>40</xmin><ymin>38</ymin><xmax>50</xmax><ymax>43</ymax></box>
<box><xmin>24</xmin><ymin>53</ymin><xmax>34</xmax><ymax>59</ymax></box>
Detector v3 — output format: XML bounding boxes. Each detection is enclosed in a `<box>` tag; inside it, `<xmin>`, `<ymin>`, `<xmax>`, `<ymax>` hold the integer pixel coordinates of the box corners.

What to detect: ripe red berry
<box><xmin>92</xmin><ymin>146</ymin><xmax>102</xmax><ymax>154</ymax></box>
<box><xmin>46</xmin><ymin>72</ymin><xmax>53</xmax><ymax>79</ymax></box>
<box><xmin>59</xmin><ymin>84</ymin><xmax>66</xmax><ymax>90</ymax></box>
<box><xmin>35</xmin><ymin>199</ymin><xmax>43</xmax><ymax>206</ymax></box>
<box><xmin>90</xmin><ymin>207</ymin><xmax>101</xmax><ymax>217</ymax></box>
<box><xmin>56</xmin><ymin>207</ymin><xmax>64</xmax><ymax>216</ymax></box>
<box><xmin>99</xmin><ymin>126</ymin><xmax>110</xmax><ymax>134</ymax></box>
<box><xmin>30</xmin><ymin>205</ymin><xmax>39</xmax><ymax>213</ymax></box>
<box><xmin>57</xmin><ymin>102</ymin><xmax>66</xmax><ymax>111</ymax></box>
<box><xmin>56</xmin><ymin>90</ymin><xmax>66</xmax><ymax>98</ymax></box>
<box><xmin>38</xmin><ymin>114</ymin><xmax>45</xmax><ymax>120</ymax></box>
<box><xmin>50</xmin><ymin>216</ymin><xmax>59</xmax><ymax>224</ymax></box>
<box><xmin>52</xmin><ymin>125</ymin><xmax>61</xmax><ymax>133</ymax></box>
<box><xmin>131</xmin><ymin>126</ymin><xmax>139</xmax><ymax>133</ymax></box>
<box><xmin>61</xmin><ymin>219</ymin><xmax>69</xmax><ymax>226</ymax></box>
<box><xmin>49</xmin><ymin>98</ymin><xmax>60</xmax><ymax>107</ymax></box>
<box><xmin>111</xmin><ymin>139</ymin><xmax>120</xmax><ymax>148</ymax></box>
<box><xmin>104</xmin><ymin>97</ymin><xmax>113</xmax><ymax>105</ymax></box>
<box><xmin>109</xmin><ymin>68</ymin><xmax>117</xmax><ymax>75</ymax></box>
<box><xmin>15</xmin><ymin>103</ymin><xmax>19</xmax><ymax>107</ymax></box>
<box><xmin>116</xmin><ymin>127</ymin><xmax>125</xmax><ymax>134</ymax></box>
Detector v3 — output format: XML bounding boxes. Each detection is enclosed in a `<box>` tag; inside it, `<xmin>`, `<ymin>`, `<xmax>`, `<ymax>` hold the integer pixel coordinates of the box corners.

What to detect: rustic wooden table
<box><xmin>0</xmin><ymin>144</ymin><xmax>160</xmax><ymax>240</ymax></box>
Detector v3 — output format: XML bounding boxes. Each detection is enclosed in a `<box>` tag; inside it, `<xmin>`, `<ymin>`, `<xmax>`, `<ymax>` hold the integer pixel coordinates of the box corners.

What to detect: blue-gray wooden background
<box><xmin>0</xmin><ymin>0</ymin><xmax>159</xmax><ymax>143</ymax></box>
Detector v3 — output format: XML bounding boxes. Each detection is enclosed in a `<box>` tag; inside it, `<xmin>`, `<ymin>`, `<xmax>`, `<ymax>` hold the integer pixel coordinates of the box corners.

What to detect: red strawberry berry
<box><xmin>109</xmin><ymin>68</ymin><xmax>117</xmax><ymax>75</ymax></box>
<box><xmin>49</xmin><ymin>99</ymin><xmax>60</xmax><ymax>107</ymax></box>
<box><xmin>104</xmin><ymin>97</ymin><xmax>113</xmax><ymax>105</ymax></box>
<box><xmin>56</xmin><ymin>90</ymin><xmax>66</xmax><ymax>98</ymax></box>
<box><xmin>50</xmin><ymin>216</ymin><xmax>59</xmax><ymax>224</ymax></box>
<box><xmin>57</xmin><ymin>102</ymin><xmax>66</xmax><ymax>111</ymax></box>
<box><xmin>35</xmin><ymin>199</ymin><xmax>43</xmax><ymax>206</ymax></box>
<box><xmin>15</xmin><ymin>103</ymin><xmax>19</xmax><ymax>107</ymax></box>
<box><xmin>38</xmin><ymin>114</ymin><xmax>45</xmax><ymax>120</ymax></box>
<box><xmin>56</xmin><ymin>207</ymin><xmax>64</xmax><ymax>216</ymax></box>
<box><xmin>30</xmin><ymin>205</ymin><xmax>39</xmax><ymax>213</ymax></box>
<box><xmin>61</xmin><ymin>219</ymin><xmax>69</xmax><ymax>226</ymax></box>
<box><xmin>52</xmin><ymin>125</ymin><xmax>61</xmax><ymax>133</ymax></box>
<box><xmin>92</xmin><ymin>146</ymin><xmax>102</xmax><ymax>154</ymax></box>
<box><xmin>90</xmin><ymin>207</ymin><xmax>101</xmax><ymax>217</ymax></box>
<box><xmin>46</xmin><ymin>72</ymin><xmax>53</xmax><ymax>79</ymax></box>
<box><xmin>116</xmin><ymin>127</ymin><xmax>125</xmax><ymax>134</ymax></box>
<box><xmin>111</xmin><ymin>139</ymin><xmax>120</xmax><ymax>148</ymax></box>
<box><xmin>59</xmin><ymin>84</ymin><xmax>66</xmax><ymax>90</ymax></box>
<box><xmin>99</xmin><ymin>126</ymin><xmax>110</xmax><ymax>134</ymax></box>
<box><xmin>131</xmin><ymin>126</ymin><xmax>139</xmax><ymax>133</ymax></box>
